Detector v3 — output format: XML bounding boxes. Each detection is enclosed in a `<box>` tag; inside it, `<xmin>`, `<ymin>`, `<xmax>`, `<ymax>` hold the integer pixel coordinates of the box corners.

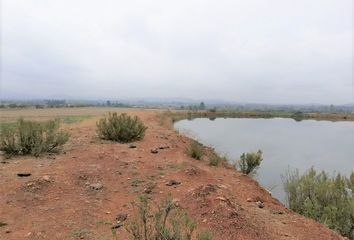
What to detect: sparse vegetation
<box><xmin>0</xmin><ymin>118</ymin><xmax>69</xmax><ymax>157</ymax></box>
<box><xmin>62</xmin><ymin>115</ymin><xmax>91</xmax><ymax>123</ymax></box>
<box><xmin>236</xmin><ymin>150</ymin><xmax>263</xmax><ymax>175</ymax></box>
<box><xmin>283</xmin><ymin>168</ymin><xmax>354</xmax><ymax>239</ymax></box>
<box><xmin>96</xmin><ymin>112</ymin><xmax>147</xmax><ymax>143</ymax></box>
<box><xmin>197</xmin><ymin>232</ymin><xmax>213</xmax><ymax>240</ymax></box>
<box><xmin>208</xmin><ymin>153</ymin><xmax>227</xmax><ymax>166</ymax></box>
<box><xmin>125</xmin><ymin>194</ymin><xmax>212</xmax><ymax>240</ymax></box>
<box><xmin>186</xmin><ymin>140</ymin><xmax>204</xmax><ymax>160</ymax></box>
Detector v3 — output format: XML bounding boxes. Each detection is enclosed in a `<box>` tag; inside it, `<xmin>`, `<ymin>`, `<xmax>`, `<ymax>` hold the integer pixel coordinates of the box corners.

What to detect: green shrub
<box><xmin>96</xmin><ymin>113</ymin><xmax>147</xmax><ymax>143</ymax></box>
<box><xmin>283</xmin><ymin>168</ymin><xmax>354</xmax><ymax>239</ymax></box>
<box><xmin>208</xmin><ymin>153</ymin><xmax>227</xmax><ymax>166</ymax></box>
<box><xmin>236</xmin><ymin>150</ymin><xmax>263</xmax><ymax>175</ymax></box>
<box><xmin>126</xmin><ymin>194</ymin><xmax>212</xmax><ymax>240</ymax></box>
<box><xmin>0</xmin><ymin>118</ymin><xmax>69</xmax><ymax>157</ymax></box>
<box><xmin>187</xmin><ymin>140</ymin><xmax>204</xmax><ymax>160</ymax></box>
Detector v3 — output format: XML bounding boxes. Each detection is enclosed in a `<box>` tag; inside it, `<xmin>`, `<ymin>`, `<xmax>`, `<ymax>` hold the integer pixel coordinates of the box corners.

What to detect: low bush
<box><xmin>186</xmin><ymin>140</ymin><xmax>204</xmax><ymax>160</ymax></box>
<box><xmin>283</xmin><ymin>168</ymin><xmax>354</xmax><ymax>239</ymax></box>
<box><xmin>236</xmin><ymin>150</ymin><xmax>263</xmax><ymax>175</ymax></box>
<box><xmin>125</xmin><ymin>194</ymin><xmax>212</xmax><ymax>240</ymax></box>
<box><xmin>0</xmin><ymin>118</ymin><xmax>69</xmax><ymax>157</ymax></box>
<box><xmin>96</xmin><ymin>113</ymin><xmax>147</xmax><ymax>143</ymax></box>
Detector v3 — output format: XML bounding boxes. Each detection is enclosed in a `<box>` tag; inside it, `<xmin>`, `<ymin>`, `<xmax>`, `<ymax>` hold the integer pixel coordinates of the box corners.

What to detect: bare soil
<box><xmin>0</xmin><ymin>108</ymin><xmax>344</xmax><ymax>240</ymax></box>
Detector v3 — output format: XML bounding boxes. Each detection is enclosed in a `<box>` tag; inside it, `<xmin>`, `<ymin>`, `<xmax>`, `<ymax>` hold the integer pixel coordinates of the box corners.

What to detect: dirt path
<box><xmin>0</xmin><ymin>109</ymin><xmax>343</xmax><ymax>240</ymax></box>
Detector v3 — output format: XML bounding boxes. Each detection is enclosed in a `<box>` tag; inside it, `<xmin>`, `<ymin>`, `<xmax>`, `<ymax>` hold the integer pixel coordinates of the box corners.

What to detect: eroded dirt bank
<box><xmin>0</xmin><ymin>109</ymin><xmax>344</xmax><ymax>240</ymax></box>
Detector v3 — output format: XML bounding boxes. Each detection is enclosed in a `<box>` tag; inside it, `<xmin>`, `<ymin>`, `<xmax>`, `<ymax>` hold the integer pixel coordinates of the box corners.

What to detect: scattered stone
<box><xmin>17</xmin><ymin>173</ymin><xmax>31</xmax><ymax>177</ymax></box>
<box><xmin>217</xmin><ymin>184</ymin><xmax>228</xmax><ymax>189</ymax></box>
<box><xmin>185</xmin><ymin>167</ymin><xmax>200</xmax><ymax>176</ymax></box>
<box><xmin>143</xmin><ymin>183</ymin><xmax>156</xmax><ymax>194</ymax></box>
<box><xmin>89</xmin><ymin>183</ymin><xmax>103</xmax><ymax>190</ymax></box>
<box><xmin>150</xmin><ymin>149</ymin><xmax>158</xmax><ymax>154</ymax></box>
<box><xmin>116</xmin><ymin>213</ymin><xmax>128</xmax><ymax>223</ymax></box>
<box><xmin>202</xmin><ymin>219</ymin><xmax>207</xmax><ymax>223</ymax></box>
<box><xmin>111</xmin><ymin>223</ymin><xmax>123</xmax><ymax>229</ymax></box>
<box><xmin>165</xmin><ymin>180</ymin><xmax>181</xmax><ymax>186</ymax></box>
<box><xmin>193</xmin><ymin>184</ymin><xmax>218</xmax><ymax>198</ymax></box>
<box><xmin>229</xmin><ymin>211</ymin><xmax>239</xmax><ymax>218</ymax></box>
<box><xmin>129</xmin><ymin>144</ymin><xmax>137</xmax><ymax>149</ymax></box>
<box><xmin>5</xmin><ymin>229</ymin><xmax>11</xmax><ymax>233</ymax></box>
<box><xmin>246</xmin><ymin>198</ymin><xmax>252</xmax><ymax>202</ymax></box>
<box><xmin>215</xmin><ymin>196</ymin><xmax>227</xmax><ymax>201</ymax></box>
<box><xmin>256</xmin><ymin>201</ymin><xmax>264</xmax><ymax>208</ymax></box>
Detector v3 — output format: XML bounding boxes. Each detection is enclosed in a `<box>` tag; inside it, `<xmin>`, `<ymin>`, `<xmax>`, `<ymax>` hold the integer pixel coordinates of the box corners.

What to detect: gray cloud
<box><xmin>1</xmin><ymin>0</ymin><xmax>353</xmax><ymax>104</ymax></box>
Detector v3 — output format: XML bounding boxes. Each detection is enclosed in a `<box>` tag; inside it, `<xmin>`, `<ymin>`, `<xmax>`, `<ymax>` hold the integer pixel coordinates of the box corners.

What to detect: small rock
<box><xmin>111</xmin><ymin>223</ymin><xmax>123</xmax><ymax>229</ymax></box>
<box><xmin>166</xmin><ymin>180</ymin><xmax>181</xmax><ymax>186</ymax></box>
<box><xmin>215</xmin><ymin>196</ymin><xmax>227</xmax><ymax>201</ymax></box>
<box><xmin>158</xmin><ymin>145</ymin><xmax>170</xmax><ymax>150</ymax></box>
<box><xmin>0</xmin><ymin>222</ymin><xmax>8</xmax><ymax>227</ymax></box>
<box><xmin>5</xmin><ymin>229</ymin><xmax>11</xmax><ymax>233</ymax></box>
<box><xmin>89</xmin><ymin>183</ymin><xmax>103</xmax><ymax>190</ymax></box>
<box><xmin>129</xmin><ymin>144</ymin><xmax>137</xmax><ymax>149</ymax></box>
<box><xmin>143</xmin><ymin>185</ymin><xmax>155</xmax><ymax>194</ymax></box>
<box><xmin>217</xmin><ymin>184</ymin><xmax>228</xmax><ymax>189</ymax></box>
<box><xmin>42</xmin><ymin>175</ymin><xmax>51</xmax><ymax>182</ymax></box>
<box><xmin>172</xmin><ymin>199</ymin><xmax>180</xmax><ymax>207</ymax></box>
<box><xmin>202</xmin><ymin>219</ymin><xmax>207</xmax><ymax>223</ymax></box>
<box><xmin>246</xmin><ymin>198</ymin><xmax>252</xmax><ymax>202</ymax></box>
<box><xmin>256</xmin><ymin>201</ymin><xmax>264</xmax><ymax>208</ymax></box>
<box><xmin>17</xmin><ymin>173</ymin><xmax>31</xmax><ymax>177</ymax></box>
<box><xmin>116</xmin><ymin>213</ymin><xmax>128</xmax><ymax>222</ymax></box>
<box><xmin>151</xmin><ymin>149</ymin><xmax>158</xmax><ymax>154</ymax></box>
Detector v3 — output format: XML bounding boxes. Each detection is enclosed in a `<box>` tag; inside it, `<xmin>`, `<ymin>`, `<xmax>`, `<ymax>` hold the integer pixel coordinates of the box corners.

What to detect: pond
<box><xmin>174</xmin><ymin>118</ymin><xmax>354</xmax><ymax>203</ymax></box>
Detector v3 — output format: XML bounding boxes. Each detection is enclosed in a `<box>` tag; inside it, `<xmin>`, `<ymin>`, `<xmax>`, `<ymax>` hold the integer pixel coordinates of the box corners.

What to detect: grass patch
<box><xmin>283</xmin><ymin>168</ymin><xmax>354</xmax><ymax>239</ymax></box>
<box><xmin>168</xmin><ymin>162</ymin><xmax>188</xmax><ymax>170</ymax></box>
<box><xmin>97</xmin><ymin>113</ymin><xmax>147</xmax><ymax>143</ymax></box>
<box><xmin>96</xmin><ymin>220</ymin><xmax>113</xmax><ymax>225</ymax></box>
<box><xmin>131</xmin><ymin>179</ymin><xmax>144</xmax><ymax>187</ymax></box>
<box><xmin>62</xmin><ymin>115</ymin><xmax>91</xmax><ymax>123</ymax></box>
<box><xmin>186</xmin><ymin>140</ymin><xmax>204</xmax><ymax>160</ymax></box>
<box><xmin>208</xmin><ymin>153</ymin><xmax>227</xmax><ymax>166</ymax></box>
<box><xmin>197</xmin><ymin>232</ymin><xmax>213</xmax><ymax>240</ymax></box>
<box><xmin>0</xmin><ymin>122</ymin><xmax>17</xmax><ymax>131</ymax></box>
<box><xmin>0</xmin><ymin>118</ymin><xmax>69</xmax><ymax>157</ymax></box>
<box><xmin>125</xmin><ymin>194</ymin><xmax>213</xmax><ymax>240</ymax></box>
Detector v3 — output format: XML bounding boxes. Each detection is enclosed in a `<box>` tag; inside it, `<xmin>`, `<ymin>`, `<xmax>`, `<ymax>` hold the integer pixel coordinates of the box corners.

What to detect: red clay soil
<box><xmin>0</xmin><ymin>110</ymin><xmax>344</xmax><ymax>240</ymax></box>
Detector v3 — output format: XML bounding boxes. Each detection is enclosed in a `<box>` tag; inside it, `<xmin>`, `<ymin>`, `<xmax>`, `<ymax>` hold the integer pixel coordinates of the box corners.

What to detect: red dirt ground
<box><xmin>0</xmin><ymin>109</ymin><xmax>344</xmax><ymax>240</ymax></box>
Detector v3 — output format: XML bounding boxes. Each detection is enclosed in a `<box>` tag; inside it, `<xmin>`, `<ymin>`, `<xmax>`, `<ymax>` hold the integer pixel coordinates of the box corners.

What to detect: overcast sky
<box><xmin>1</xmin><ymin>0</ymin><xmax>353</xmax><ymax>104</ymax></box>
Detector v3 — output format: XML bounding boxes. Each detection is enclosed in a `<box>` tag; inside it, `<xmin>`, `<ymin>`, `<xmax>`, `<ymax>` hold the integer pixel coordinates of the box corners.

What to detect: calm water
<box><xmin>174</xmin><ymin>118</ymin><xmax>354</xmax><ymax>203</ymax></box>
